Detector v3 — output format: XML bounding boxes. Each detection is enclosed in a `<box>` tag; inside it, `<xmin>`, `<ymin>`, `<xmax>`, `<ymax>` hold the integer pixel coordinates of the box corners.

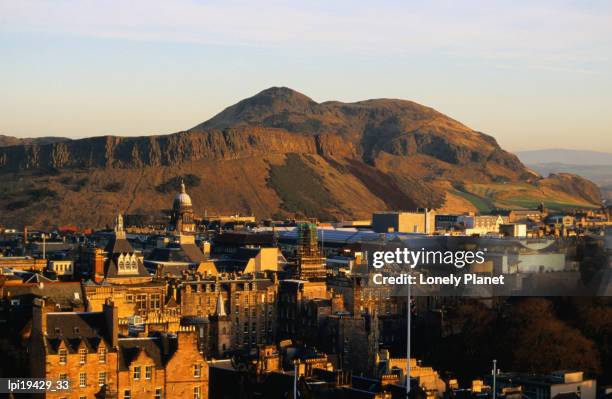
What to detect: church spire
<box><xmin>114</xmin><ymin>212</ymin><xmax>126</xmax><ymax>238</ymax></box>
<box><xmin>180</xmin><ymin>178</ymin><xmax>186</xmax><ymax>194</ymax></box>
<box><xmin>215</xmin><ymin>293</ymin><xmax>227</xmax><ymax>317</ymax></box>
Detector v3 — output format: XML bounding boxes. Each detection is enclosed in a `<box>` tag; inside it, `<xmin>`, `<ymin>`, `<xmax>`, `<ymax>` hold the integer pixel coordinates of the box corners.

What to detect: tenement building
<box><xmin>167</xmin><ymin>273</ymin><xmax>278</xmax><ymax>353</ymax></box>
<box><xmin>29</xmin><ymin>298</ymin><xmax>208</xmax><ymax>399</ymax></box>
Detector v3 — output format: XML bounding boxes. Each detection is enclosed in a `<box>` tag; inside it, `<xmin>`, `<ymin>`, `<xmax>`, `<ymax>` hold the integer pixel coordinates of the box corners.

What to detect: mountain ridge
<box><xmin>0</xmin><ymin>88</ymin><xmax>602</xmax><ymax>228</ymax></box>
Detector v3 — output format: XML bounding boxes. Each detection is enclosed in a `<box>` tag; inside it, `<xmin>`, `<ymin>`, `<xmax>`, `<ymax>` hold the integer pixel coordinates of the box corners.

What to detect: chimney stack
<box><xmin>103</xmin><ymin>299</ymin><xmax>118</xmax><ymax>348</ymax></box>
<box><xmin>32</xmin><ymin>298</ymin><xmax>46</xmax><ymax>339</ymax></box>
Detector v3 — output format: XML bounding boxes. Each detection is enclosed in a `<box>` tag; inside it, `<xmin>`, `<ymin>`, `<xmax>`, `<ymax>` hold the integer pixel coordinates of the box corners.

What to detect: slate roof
<box><xmin>105</xmin><ymin>257</ymin><xmax>150</xmax><ymax>279</ymax></box>
<box><xmin>147</xmin><ymin>243</ymin><xmax>205</xmax><ymax>264</ymax></box>
<box><xmin>45</xmin><ymin>312</ymin><xmax>111</xmax><ymax>353</ymax></box>
<box><xmin>104</xmin><ymin>236</ymin><xmax>135</xmax><ymax>254</ymax></box>
<box><xmin>118</xmin><ymin>333</ymin><xmax>208</xmax><ymax>371</ymax></box>
<box><xmin>2</xmin><ymin>282</ymin><xmax>84</xmax><ymax>309</ymax></box>
<box><xmin>213</xmin><ymin>231</ymin><xmax>275</xmax><ymax>247</ymax></box>
<box><xmin>212</xmin><ymin>247</ymin><xmax>262</xmax><ymax>273</ymax></box>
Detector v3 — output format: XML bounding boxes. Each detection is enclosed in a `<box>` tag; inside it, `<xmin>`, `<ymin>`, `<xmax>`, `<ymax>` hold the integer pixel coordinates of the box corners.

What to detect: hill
<box><xmin>0</xmin><ymin>88</ymin><xmax>602</xmax><ymax>228</ymax></box>
<box><xmin>516</xmin><ymin>149</ymin><xmax>612</xmax><ymax>165</ymax></box>
<box><xmin>516</xmin><ymin>149</ymin><xmax>612</xmax><ymax>202</ymax></box>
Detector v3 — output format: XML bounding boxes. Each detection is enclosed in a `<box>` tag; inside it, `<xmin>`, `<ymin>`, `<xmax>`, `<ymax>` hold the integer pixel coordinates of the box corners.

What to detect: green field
<box><xmin>452</xmin><ymin>190</ymin><xmax>494</xmax><ymax>213</ymax></box>
<box><xmin>453</xmin><ymin>182</ymin><xmax>597</xmax><ymax>212</ymax></box>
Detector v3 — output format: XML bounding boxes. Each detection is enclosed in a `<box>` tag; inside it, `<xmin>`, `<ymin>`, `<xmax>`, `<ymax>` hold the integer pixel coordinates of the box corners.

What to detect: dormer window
<box><xmin>99</xmin><ymin>347</ymin><xmax>107</xmax><ymax>363</ymax></box>
<box><xmin>59</xmin><ymin>349</ymin><xmax>67</xmax><ymax>364</ymax></box>
<box><xmin>79</xmin><ymin>348</ymin><xmax>87</xmax><ymax>364</ymax></box>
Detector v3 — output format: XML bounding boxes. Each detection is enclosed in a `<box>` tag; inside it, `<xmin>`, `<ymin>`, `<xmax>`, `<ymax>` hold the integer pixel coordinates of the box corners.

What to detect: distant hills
<box><xmin>516</xmin><ymin>149</ymin><xmax>612</xmax><ymax>202</ymax></box>
<box><xmin>517</xmin><ymin>149</ymin><xmax>612</xmax><ymax>166</ymax></box>
<box><xmin>0</xmin><ymin>88</ymin><xmax>602</xmax><ymax>228</ymax></box>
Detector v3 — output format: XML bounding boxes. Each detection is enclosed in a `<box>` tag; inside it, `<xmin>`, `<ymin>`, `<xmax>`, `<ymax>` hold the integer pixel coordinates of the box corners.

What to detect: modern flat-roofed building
<box><xmin>372</xmin><ymin>210</ymin><xmax>435</xmax><ymax>234</ymax></box>
<box><xmin>490</xmin><ymin>371</ymin><xmax>596</xmax><ymax>399</ymax></box>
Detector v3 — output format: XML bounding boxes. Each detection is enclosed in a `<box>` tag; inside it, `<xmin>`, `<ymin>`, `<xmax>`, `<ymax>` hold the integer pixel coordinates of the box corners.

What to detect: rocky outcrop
<box><xmin>0</xmin><ymin>87</ymin><xmax>601</xmax><ymax>227</ymax></box>
<box><xmin>0</xmin><ymin>87</ymin><xmax>529</xmax><ymax>179</ymax></box>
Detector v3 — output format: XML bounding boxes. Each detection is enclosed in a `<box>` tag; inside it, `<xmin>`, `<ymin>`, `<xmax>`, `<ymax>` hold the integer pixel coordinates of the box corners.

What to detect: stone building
<box><xmin>83</xmin><ymin>281</ymin><xmax>178</xmax><ymax>335</ymax></box>
<box><xmin>168</xmin><ymin>274</ymin><xmax>278</xmax><ymax>353</ymax></box>
<box><xmin>29</xmin><ymin>298</ymin><xmax>208</xmax><ymax>399</ymax></box>
<box><xmin>81</xmin><ymin>214</ymin><xmax>151</xmax><ymax>285</ymax></box>
<box><xmin>170</xmin><ymin>179</ymin><xmax>196</xmax><ymax>234</ymax></box>
<box><xmin>277</xmin><ymin>279</ymin><xmax>330</xmax><ymax>340</ymax></box>
<box><xmin>0</xmin><ymin>256</ymin><xmax>47</xmax><ymax>272</ymax></box>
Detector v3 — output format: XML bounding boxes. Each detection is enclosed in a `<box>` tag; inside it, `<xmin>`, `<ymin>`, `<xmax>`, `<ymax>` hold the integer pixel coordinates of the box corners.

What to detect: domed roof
<box><xmin>173</xmin><ymin>179</ymin><xmax>192</xmax><ymax>208</ymax></box>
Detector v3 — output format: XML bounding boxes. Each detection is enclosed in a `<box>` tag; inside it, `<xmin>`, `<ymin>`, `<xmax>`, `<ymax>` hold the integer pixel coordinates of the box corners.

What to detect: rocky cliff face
<box><xmin>0</xmin><ymin>87</ymin><xmax>601</xmax><ymax>228</ymax></box>
<box><xmin>0</xmin><ymin>128</ymin><xmax>318</xmax><ymax>171</ymax></box>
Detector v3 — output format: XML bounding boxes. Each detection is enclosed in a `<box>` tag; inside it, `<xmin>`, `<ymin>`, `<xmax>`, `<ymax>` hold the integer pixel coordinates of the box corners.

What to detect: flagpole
<box><xmin>294</xmin><ymin>359</ymin><xmax>298</xmax><ymax>399</ymax></box>
<box><xmin>492</xmin><ymin>359</ymin><xmax>497</xmax><ymax>399</ymax></box>
<box><xmin>406</xmin><ymin>278</ymin><xmax>411</xmax><ymax>398</ymax></box>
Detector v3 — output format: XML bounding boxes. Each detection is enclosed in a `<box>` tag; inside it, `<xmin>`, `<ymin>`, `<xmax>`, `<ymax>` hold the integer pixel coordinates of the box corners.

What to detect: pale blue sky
<box><xmin>1</xmin><ymin>0</ymin><xmax>611</xmax><ymax>151</ymax></box>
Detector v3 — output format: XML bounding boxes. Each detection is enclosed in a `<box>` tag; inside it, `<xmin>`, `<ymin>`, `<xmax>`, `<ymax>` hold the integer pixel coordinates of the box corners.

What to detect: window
<box><xmin>135</xmin><ymin>294</ymin><xmax>147</xmax><ymax>311</ymax></box>
<box><xmin>193</xmin><ymin>386</ymin><xmax>201</xmax><ymax>399</ymax></box>
<box><xmin>79</xmin><ymin>348</ymin><xmax>87</xmax><ymax>364</ymax></box>
<box><xmin>58</xmin><ymin>349</ymin><xmax>67</xmax><ymax>364</ymax></box>
<box><xmin>193</xmin><ymin>364</ymin><xmax>202</xmax><ymax>378</ymax></box>
<box><xmin>133</xmin><ymin>366</ymin><xmax>141</xmax><ymax>380</ymax></box>
<box><xmin>79</xmin><ymin>372</ymin><xmax>86</xmax><ymax>387</ymax></box>
<box><xmin>59</xmin><ymin>373</ymin><xmax>68</xmax><ymax>380</ymax></box>
<box><xmin>124</xmin><ymin>389</ymin><xmax>131</xmax><ymax>399</ymax></box>
<box><xmin>150</xmin><ymin>294</ymin><xmax>161</xmax><ymax>310</ymax></box>
<box><xmin>155</xmin><ymin>388</ymin><xmax>162</xmax><ymax>399</ymax></box>
<box><xmin>98</xmin><ymin>371</ymin><xmax>106</xmax><ymax>386</ymax></box>
<box><xmin>126</xmin><ymin>294</ymin><xmax>134</xmax><ymax>303</ymax></box>
<box><xmin>79</xmin><ymin>396</ymin><xmax>86</xmax><ymax>399</ymax></box>
<box><xmin>145</xmin><ymin>365</ymin><xmax>152</xmax><ymax>380</ymax></box>
<box><xmin>98</xmin><ymin>347</ymin><xmax>107</xmax><ymax>363</ymax></box>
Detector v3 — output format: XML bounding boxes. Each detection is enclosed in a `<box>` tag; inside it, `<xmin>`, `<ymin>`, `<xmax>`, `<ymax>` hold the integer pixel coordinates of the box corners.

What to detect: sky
<box><xmin>1</xmin><ymin>0</ymin><xmax>611</xmax><ymax>152</ymax></box>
